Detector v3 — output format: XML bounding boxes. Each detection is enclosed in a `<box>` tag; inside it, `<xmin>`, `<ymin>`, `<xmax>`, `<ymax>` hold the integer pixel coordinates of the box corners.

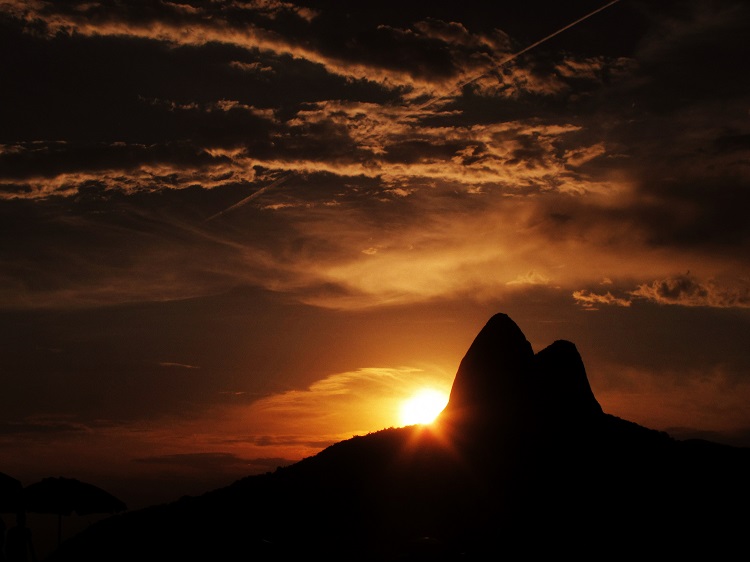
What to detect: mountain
<box><xmin>47</xmin><ymin>313</ymin><xmax>750</xmax><ymax>560</ymax></box>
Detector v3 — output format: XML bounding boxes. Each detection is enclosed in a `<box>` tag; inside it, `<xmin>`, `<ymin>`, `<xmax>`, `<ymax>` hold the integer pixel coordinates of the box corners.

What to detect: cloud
<box><xmin>0</xmin><ymin>0</ymin><xmax>640</xmax><ymax>114</ymax></box>
<box><xmin>220</xmin><ymin>366</ymin><xmax>454</xmax><ymax>458</ymax></box>
<box><xmin>413</xmin><ymin>18</ymin><xmax>511</xmax><ymax>51</ymax></box>
<box><xmin>1</xmin><ymin>105</ymin><xmax>602</xmax><ymax>203</ymax></box>
<box><xmin>596</xmin><ymin>362</ymin><xmax>750</xmax><ymax>448</ymax></box>
<box><xmin>572</xmin><ymin>273</ymin><xmax>750</xmax><ymax>310</ymax></box>
<box><xmin>572</xmin><ymin>289</ymin><xmax>631</xmax><ymax>310</ymax></box>
<box><xmin>631</xmin><ymin>273</ymin><xmax>750</xmax><ymax>309</ymax></box>
<box><xmin>133</xmin><ymin>452</ymin><xmax>293</xmax><ymax>474</ymax></box>
<box><xmin>0</xmin><ymin>417</ymin><xmax>91</xmax><ymax>436</ymax></box>
<box><xmin>0</xmin><ymin>0</ymin><xmax>432</xmax><ymax>98</ymax></box>
<box><xmin>1</xmin><ymin>0</ymin><xmax>748</xmax><ymax>317</ymax></box>
<box><xmin>506</xmin><ymin>271</ymin><xmax>550</xmax><ymax>286</ymax></box>
<box><xmin>158</xmin><ymin>362</ymin><xmax>200</xmax><ymax>370</ymax></box>
<box><xmin>251</xmin><ymin>435</ymin><xmax>337</xmax><ymax>449</ymax></box>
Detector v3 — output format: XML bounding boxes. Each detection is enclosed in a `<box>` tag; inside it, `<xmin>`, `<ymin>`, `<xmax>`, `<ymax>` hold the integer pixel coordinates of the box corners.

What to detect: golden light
<box><xmin>399</xmin><ymin>388</ymin><xmax>449</xmax><ymax>426</ymax></box>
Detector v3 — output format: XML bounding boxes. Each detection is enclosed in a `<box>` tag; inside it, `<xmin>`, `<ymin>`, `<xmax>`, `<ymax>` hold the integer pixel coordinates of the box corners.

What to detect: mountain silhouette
<box><xmin>46</xmin><ymin>313</ymin><xmax>750</xmax><ymax>560</ymax></box>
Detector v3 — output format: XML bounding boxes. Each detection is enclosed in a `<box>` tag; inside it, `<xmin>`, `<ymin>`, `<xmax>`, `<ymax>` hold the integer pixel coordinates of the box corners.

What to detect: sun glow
<box><xmin>399</xmin><ymin>388</ymin><xmax>449</xmax><ymax>426</ymax></box>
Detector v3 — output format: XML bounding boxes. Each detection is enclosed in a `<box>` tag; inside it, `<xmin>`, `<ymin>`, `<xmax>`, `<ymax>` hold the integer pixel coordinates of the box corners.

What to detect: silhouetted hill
<box><xmin>47</xmin><ymin>313</ymin><xmax>750</xmax><ymax>560</ymax></box>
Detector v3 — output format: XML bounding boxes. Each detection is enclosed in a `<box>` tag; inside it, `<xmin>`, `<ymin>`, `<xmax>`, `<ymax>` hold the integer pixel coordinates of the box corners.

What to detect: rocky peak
<box><xmin>533</xmin><ymin>339</ymin><xmax>602</xmax><ymax>419</ymax></box>
<box><xmin>438</xmin><ymin>313</ymin><xmax>602</xmax><ymax>431</ymax></box>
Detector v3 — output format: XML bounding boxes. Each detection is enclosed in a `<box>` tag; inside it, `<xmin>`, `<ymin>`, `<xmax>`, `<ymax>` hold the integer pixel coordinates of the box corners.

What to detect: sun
<box><xmin>399</xmin><ymin>388</ymin><xmax>449</xmax><ymax>426</ymax></box>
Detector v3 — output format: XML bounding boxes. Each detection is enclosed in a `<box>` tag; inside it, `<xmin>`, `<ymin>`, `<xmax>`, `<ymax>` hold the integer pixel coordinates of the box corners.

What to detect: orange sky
<box><xmin>1</xmin><ymin>0</ymin><xmax>749</xmax><ymax>514</ymax></box>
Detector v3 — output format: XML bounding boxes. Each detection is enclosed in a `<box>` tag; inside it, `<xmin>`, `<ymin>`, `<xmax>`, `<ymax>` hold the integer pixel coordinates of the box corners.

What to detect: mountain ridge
<box><xmin>47</xmin><ymin>312</ymin><xmax>750</xmax><ymax>560</ymax></box>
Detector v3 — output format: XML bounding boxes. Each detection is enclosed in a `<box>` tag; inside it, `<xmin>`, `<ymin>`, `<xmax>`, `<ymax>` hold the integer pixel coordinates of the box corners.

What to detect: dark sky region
<box><xmin>1</xmin><ymin>0</ymin><xmax>750</xmax><ymax>511</ymax></box>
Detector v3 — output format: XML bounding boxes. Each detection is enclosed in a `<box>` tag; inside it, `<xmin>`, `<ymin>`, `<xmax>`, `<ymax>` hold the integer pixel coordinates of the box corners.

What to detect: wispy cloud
<box><xmin>573</xmin><ymin>289</ymin><xmax>632</xmax><ymax>310</ymax></box>
<box><xmin>158</xmin><ymin>362</ymin><xmax>200</xmax><ymax>370</ymax></box>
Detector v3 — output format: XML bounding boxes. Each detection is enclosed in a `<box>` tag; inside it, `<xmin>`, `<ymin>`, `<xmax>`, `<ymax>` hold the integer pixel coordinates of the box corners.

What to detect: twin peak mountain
<box><xmin>439</xmin><ymin>312</ymin><xmax>602</xmax><ymax>431</ymax></box>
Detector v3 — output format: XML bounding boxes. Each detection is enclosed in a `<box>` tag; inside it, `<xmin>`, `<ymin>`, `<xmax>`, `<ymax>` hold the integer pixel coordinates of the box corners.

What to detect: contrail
<box><xmin>417</xmin><ymin>0</ymin><xmax>621</xmax><ymax>112</ymax></box>
<box><xmin>204</xmin><ymin>172</ymin><xmax>291</xmax><ymax>222</ymax></box>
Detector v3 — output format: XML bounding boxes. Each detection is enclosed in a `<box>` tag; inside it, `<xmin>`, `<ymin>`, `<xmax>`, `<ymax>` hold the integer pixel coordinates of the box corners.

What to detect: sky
<box><xmin>1</xmin><ymin>0</ymin><xmax>750</xmax><ymax>512</ymax></box>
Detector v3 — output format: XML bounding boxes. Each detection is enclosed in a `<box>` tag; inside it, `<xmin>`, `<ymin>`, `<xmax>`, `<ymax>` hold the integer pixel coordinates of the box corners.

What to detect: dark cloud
<box><xmin>632</xmin><ymin>0</ymin><xmax>750</xmax><ymax>110</ymax></box>
<box><xmin>0</xmin><ymin>12</ymin><xmax>397</xmax><ymax>148</ymax></box>
<box><xmin>632</xmin><ymin>273</ymin><xmax>750</xmax><ymax>309</ymax></box>
<box><xmin>133</xmin><ymin>452</ymin><xmax>293</xmax><ymax>473</ymax></box>
<box><xmin>639</xmin><ymin>176</ymin><xmax>750</xmax><ymax>251</ymax></box>
<box><xmin>573</xmin><ymin>273</ymin><xmax>750</xmax><ymax>311</ymax></box>
<box><xmin>0</xmin><ymin>419</ymin><xmax>89</xmax><ymax>436</ymax></box>
<box><xmin>253</xmin><ymin>435</ymin><xmax>337</xmax><ymax>449</ymax></box>
<box><xmin>0</xmin><ymin>141</ymin><xmax>235</xmax><ymax>181</ymax></box>
<box><xmin>383</xmin><ymin>139</ymin><xmax>473</xmax><ymax>165</ymax></box>
<box><xmin>663</xmin><ymin>426</ymin><xmax>750</xmax><ymax>448</ymax></box>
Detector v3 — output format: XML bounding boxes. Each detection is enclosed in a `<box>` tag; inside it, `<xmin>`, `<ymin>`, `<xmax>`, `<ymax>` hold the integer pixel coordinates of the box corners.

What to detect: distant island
<box><xmin>47</xmin><ymin>313</ymin><xmax>750</xmax><ymax>561</ymax></box>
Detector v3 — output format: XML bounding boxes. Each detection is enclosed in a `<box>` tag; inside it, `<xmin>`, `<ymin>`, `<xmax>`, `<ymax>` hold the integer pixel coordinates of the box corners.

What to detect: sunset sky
<box><xmin>2</xmin><ymin>0</ymin><xmax>749</xmax><ymax>510</ymax></box>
